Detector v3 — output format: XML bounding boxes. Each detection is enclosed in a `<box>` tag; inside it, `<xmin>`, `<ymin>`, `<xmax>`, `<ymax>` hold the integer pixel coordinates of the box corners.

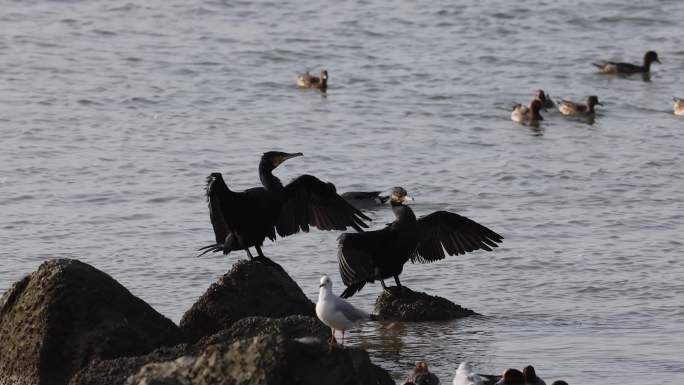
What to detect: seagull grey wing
<box><xmin>276</xmin><ymin>175</ymin><xmax>370</xmax><ymax>237</ymax></box>
<box><xmin>335</xmin><ymin>298</ymin><xmax>371</xmax><ymax>322</ymax></box>
<box><xmin>413</xmin><ymin>211</ymin><xmax>503</xmax><ymax>264</ymax></box>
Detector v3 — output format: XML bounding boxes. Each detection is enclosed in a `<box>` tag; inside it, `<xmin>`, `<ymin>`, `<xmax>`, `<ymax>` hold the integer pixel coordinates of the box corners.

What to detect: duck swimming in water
<box><xmin>297</xmin><ymin>70</ymin><xmax>328</xmax><ymax>92</ymax></box>
<box><xmin>403</xmin><ymin>362</ymin><xmax>440</xmax><ymax>385</ymax></box>
<box><xmin>593</xmin><ymin>50</ymin><xmax>660</xmax><ymax>74</ymax></box>
<box><xmin>534</xmin><ymin>90</ymin><xmax>555</xmax><ymax>109</ymax></box>
<box><xmin>511</xmin><ymin>99</ymin><xmax>543</xmax><ymax>124</ymax></box>
<box><xmin>198</xmin><ymin>151</ymin><xmax>369</xmax><ymax>260</ymax></box>
<box><xmin>522</xmin><ymin>366</ymin><xmax>545</xmax><ymax>385</ymax></box>
<box><xmin>496</xmin><ymin>368</ymin><xmax>525</xmax><ymax>385</ymax></box>
<box><xmin>337</xmin><ymin>187</ymin><xmax>502</xmax><ymax>298</ymax></box>
<box><xmin>558</xmin><ymin>96</ymin><xmax>602</xmax><ymax>116</ymax></box>
<box><xmin>673</xmin><ymin>97</ymin><xmax>684</xmax><ymax>116</ymax></box>
<box><xmin>341</xmin><ymin>190</ymin><xmax>391</xmax><ymax>210</ymax></box>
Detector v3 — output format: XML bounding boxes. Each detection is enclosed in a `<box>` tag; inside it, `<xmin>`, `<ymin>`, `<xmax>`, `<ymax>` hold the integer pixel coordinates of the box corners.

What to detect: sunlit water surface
<box><xmin>2</xmin><ymin>1</ymin><xmax>684</xmax><ymax>384</ymax></box>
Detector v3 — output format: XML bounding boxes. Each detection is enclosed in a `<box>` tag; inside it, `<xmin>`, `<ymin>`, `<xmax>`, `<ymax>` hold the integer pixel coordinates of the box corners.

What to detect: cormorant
<box><xmin>337</xmin><ymin>187</ymin><xmax>502</xmax><ymax>298</ymax></box>
<box><xmin>199</xmin><ymin>151</ymin><xmax>370</xmax><ymax>259</ymax></box>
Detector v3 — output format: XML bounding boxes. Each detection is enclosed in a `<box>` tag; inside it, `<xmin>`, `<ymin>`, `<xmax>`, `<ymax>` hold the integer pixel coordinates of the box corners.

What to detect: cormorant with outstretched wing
<box><xmin>338</xmin><ymin>187</ymin><xmax>502</xmax><ymax>298</ymax></box>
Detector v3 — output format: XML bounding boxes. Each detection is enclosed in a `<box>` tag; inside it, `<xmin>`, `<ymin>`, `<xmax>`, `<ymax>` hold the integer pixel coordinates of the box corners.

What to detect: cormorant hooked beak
<box><xmin>274</xmin><ymin>152</ymin><xmax>303</xmax><ymax>167</ymax></box>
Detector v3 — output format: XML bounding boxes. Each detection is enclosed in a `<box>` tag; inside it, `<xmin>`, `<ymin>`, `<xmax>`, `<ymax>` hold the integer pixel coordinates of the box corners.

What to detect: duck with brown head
<box><xmin>522</xmin><ymin>365</ymin><xmax>545</xmax><ymax>385</ymax></box>
<box><xmin>593</xmin><ymin>50</ymin><xmax>660</xmax><ymax>74</ymax></box>
<box><xmin>673</xmin><ymin>97</ymin><xmax>684</xmax><ymax>116</ymax></box>
<box><xmin>558</xmin><ymin>95</ymin><xmax>603</xmax><ymax>116</ymax></box>
<box><xmin>296</xmin><ymin>69</ymin><xmax>328</xmax><ymax>92</ymax></box>
<box><xmin>534</xmin><ymin>89</ymin><xmax>555</xmax><ymax>109</ymax></box>
<box><xmin>511</xmin><ymin>99</ymin><xmax>544</xmax><ymax>124</ymax></box>
<box><xmin>337</xmin><ymin>187</ymin><xmax>503</xmax><ymax>298</ymax></box>
<box><xmin>198</xmin><ymin>151</ymin><xmax>370</xmax><ymax>260</ymax></box>
<box><xmin>496</xmin><ymin>368</ymin><xmax>525</xmax><ymax>385</ymax></box>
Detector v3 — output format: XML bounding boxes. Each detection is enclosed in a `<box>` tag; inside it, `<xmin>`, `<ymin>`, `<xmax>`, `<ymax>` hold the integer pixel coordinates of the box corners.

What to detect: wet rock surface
<box><xmin>0</xmin><ymin>258</ymin><xmax>184</xmax><ymax>385</ymax></box>
<box><xmin>125</xmin><ymin>334</ymin><xmax>394</xmax><ymax>385</ymax></box>
<box><xmin>179</xmin><ymin>257</ymin><xmax>316</xmax><ymax>341</ymax></box>
<box><xmin>374</xmin><ymin>286</ymin><xmax>478</xmax><ymax>322</ymax></box>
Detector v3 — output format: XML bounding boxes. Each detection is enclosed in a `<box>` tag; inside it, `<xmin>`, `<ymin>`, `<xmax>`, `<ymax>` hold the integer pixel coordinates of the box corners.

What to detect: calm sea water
<box><xmin>2</xmin><ymin>1</ymin><xmax>684</xmax><ymax>384</ymax></box>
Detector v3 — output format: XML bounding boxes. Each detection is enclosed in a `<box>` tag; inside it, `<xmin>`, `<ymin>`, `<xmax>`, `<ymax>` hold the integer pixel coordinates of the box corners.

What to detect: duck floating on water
<box><xmin>558</xmin><ymin>96</ymin><xmax>602</xmax><ymax>116</ymax></box>
<box><xmin>593</xmin><ymin>50</ymin><xmax>660</xmax><ymax>74</ymax></box>
<box><xmin>522</xmin><ymin>365</ymin><xmax>546</xmax><ymax>385</ymax></box>
<box><xmin>198</xmin><ymin>151</ymin><xmax>369</xmax><ymax>259</ymax></box>
<box><xmin>337</xmin><ymin>187</ymin><xmax>502</xmax><ymax>298</ymax></box>
<box><xmin>341</xmin><ymin>190</ymin><xmax>391</xmax><ymax>210</ymax></box>
<box><xmin>297</xmin><ymin>70</ymin><xmax>328</xmax><ymax>92</ymax></box>
<box><xmin>496</xmin><ymin>368</ymin><xmax>525</xmax><ymax>385</ymax></box>
<box><xmin>511</xmin><ymin>99</ymin><xmax>543</xmax><ymax>124</ymax></box>
<box><xmin>403</xmin><ymin>361</ymin><xmax>441</xmax><ymax>385</ymax></box>
<box><xmin>534</xmin><ymin>89</ymin><xmax>555</xmax><ymax>109</ymax></box>
<box><xmin>673</xmin><ymin>97</ymin><xmax>684</xmax><ymax>116</ymax></box>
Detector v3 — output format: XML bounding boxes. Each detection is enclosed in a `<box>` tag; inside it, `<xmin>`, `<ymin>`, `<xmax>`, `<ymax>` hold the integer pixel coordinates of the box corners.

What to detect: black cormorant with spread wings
<box><xmin>198</xmin><ymin>151</ymin><xmax>370</xmax><ymax>259</ymax></box>
<box><xmin>337</xmin><ymin>187</ymin><xmax>503</xmax><ymax>298</ymax></box>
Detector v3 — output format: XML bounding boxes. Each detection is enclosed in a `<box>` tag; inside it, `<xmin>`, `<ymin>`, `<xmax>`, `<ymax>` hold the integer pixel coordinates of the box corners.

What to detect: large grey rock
<box><xmin>125</xmin><ymin>334</ymin><xmax>394</xmax><ymax>385</ymax></box>
<box><xmin>0</xmin><ymin>259</ymin><xmax>184</xmax><ymax>385</ymax></box>
<box><xmin>179</xmin><ymin>258</ymin><xmax>316</xmax><ymax>341</ymax></box>
<box><xmin>70</xmin><ymin>315</ymin><xmax>330</xmax><ymax>385</ymax></box>
<box><xmin>374</xmin><ymin>286</ymin><xmax>477</xmax><ymax>322</ymax></box>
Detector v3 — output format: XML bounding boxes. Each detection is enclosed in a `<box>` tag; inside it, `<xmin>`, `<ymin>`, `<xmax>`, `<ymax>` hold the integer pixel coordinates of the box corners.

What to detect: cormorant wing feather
<box><xmin>205</xmin><ymin>173</ymin><xmax>231</xmax><ymax>245</ymax></box>
<box><xmin>337</xmin><ymin>230</ymin><xmax>389</xmax><ymax>285</ymax></box>
<box><xmin>276</xmin><ymin>175</ymin><xmax>371</xmax><ymax>237</ymax></box>
<box><xmin>412</xmin><ymin>211</ymin><xmax>503</xmax><ymax>264</ymax></box>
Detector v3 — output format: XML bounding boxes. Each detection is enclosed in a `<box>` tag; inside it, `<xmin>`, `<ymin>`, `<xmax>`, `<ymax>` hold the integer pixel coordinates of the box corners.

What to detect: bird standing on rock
<box><xmin>198</xmin><ymin>151</ymin><xmax>370</xmax><ymax>260</ymax></box>
<box><xmin>337</xmin><ymin>187</ymin><xmax>503</xmax><ymax>298</ymax></box>
<box><xmin>315</xmin><ymin>275</ymin><xmax>374</xmax><ymax>345</ymax></box>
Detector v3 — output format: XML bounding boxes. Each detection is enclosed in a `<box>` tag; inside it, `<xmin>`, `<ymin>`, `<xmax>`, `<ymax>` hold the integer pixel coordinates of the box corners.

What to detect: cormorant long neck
<box><xmin>390</xmin><ymin>201</ymin><xmax>416</xmax><ymax>223</ymax></box>
<box><xmin>259</xmin><ymin>159</ymin><xmax>284</xmax><ymax>192</ymax></box>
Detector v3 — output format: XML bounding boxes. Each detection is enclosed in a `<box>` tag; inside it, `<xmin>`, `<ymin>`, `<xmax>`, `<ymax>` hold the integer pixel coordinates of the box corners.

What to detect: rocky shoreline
<box><xmin>0</xmin><ymin>258</ymin><xmax>485</xmax><ymax>385</ymax></box>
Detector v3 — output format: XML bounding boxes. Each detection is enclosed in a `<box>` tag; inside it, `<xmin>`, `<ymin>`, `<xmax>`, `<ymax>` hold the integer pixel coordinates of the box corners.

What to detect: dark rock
<box><xmin>0</xmin><ymin>258</ymin><xmax>184</xmax><ymax>385</ymax></box>
<box><xmin>70</xmin><ymin>315</ymin><xmax>331</xmax><ymax>385</ymax></box>
<box><xmin>125</xmin><ymin>334</ymin><xmax>394</xmax><ymax>385</ymax></box>
<box><xmin>196</xmin><ymin>315</ymin><xmax>330</xmax><ymax>347</ymax></box>
<box><xmin>374</xmin><ymin>286</ymin><xmax>478</xmax><ymax>322</ymax></box>
<box><xmin>179</xmin><ymin>258</ymin><xmax>316</xmax><ymax>341</ymax></box>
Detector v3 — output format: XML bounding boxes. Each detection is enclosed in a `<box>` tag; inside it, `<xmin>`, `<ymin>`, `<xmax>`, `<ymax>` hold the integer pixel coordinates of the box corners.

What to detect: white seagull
<box><xmin>453</xmin><ymin>362</ymin><xmax>483</xmax><ymax>385</ymax></box>
<box><xmin>315</xmin><ymin>275</ymin><xmax>374</xmax><ymax>344</ymax></box>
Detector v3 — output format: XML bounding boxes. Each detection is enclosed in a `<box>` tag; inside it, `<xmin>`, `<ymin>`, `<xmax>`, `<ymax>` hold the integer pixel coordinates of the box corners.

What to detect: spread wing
<box><xmin>276</xmin><ymin>175</ymin><xmax>370</xmax><ymax>237</ymax></box>
<box><xmin>198</xmin><ymin>173</ymin><xmax>232</xmax><ymax>255</ymax></box>
<box><xmin>337</xmin><ymin>229</ymin><xmax>390</xmax><ymax>298</ymax></box>
<box><xmin>412</xmin><ymin>211</ymin><xmax>503</xmax><ymax>264</ymax></box>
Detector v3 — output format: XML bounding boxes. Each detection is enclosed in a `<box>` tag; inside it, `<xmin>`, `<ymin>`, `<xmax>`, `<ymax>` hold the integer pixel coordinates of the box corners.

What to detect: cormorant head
<box><xmin>261</xmin><ymin>151</ymin><xmax>303</xmax><ymax>169</ymax></box>
<box><xmin>390</xmin><ymin>187</ymin><xmax>414</xmax><ymax>205</ymax></box>
<box><xmin>644</xmin><ymin>50</ymin><xmax>660</xmax><ymax>65</ymax></box>
<box><xmin>319</xmin><ymin>275</ymin><xmax>332</xmax><ymax>289</ymax></box>
<box><xmin>587</xmin><ymin>95</ymin><xmax>602</xmax><ymax>107</ymax></box>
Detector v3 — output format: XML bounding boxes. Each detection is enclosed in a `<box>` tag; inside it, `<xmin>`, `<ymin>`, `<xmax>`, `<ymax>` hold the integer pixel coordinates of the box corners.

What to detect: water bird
<box><xmin>453</xmin><ymin>362</ymin><xmax>483</xmax><ymax>385</ymax></box>
<box><xmin>534</xmin><ymin>90</ymin><xmax>555</xmax><ymax>109</ymax></box>
<box><xmin>297</xmin><ymin>70</ymin><xmax>328</xmax><ymax>92</ymax></box>
<box><xmin>403</xmin><ymin>361</ymin><xmax>440</xmax><ymax>385</ymax></box>
<box><xmin>315</xmin><ymin>275</ymin><xmax>373</xmax><ymax>345</ymax></box>
<box><xmin>341</xmin><ymin>190</ymin><xmax>391</xmax><ymax>210</ymax></box>
<box><xmin>558</xmin><ymin>96</ymin><xmax>602</xmax><ymax>116</ymax></box>
<box><xmin>511</xmin><ymin>99</ymin><xmax>543</xmax><ymax>124</ymax></box>
<box><xmin>522</xmin><ymin>365</ymin><xmax>545</xmax><ymax>385</ymax></box>
<box><xmin>337</xmin><ymin>187</ymin><xmax>503</xmax><ymax>298</ymax></box>
<box><xmin>496</xmin><ymin>368</ymin><xmax>525</xmax><ymax>385</ymax></box>
<box><xmin>593</xmin><ymin>50</ymin><xmax>660</xmax><ymax>74</ymax></box>
<box><xmin>199</xmin><ymin>151</ymin><xmax>370</xmax><ymax>259</ymax></box>
<box><xmin>673</xmin><ymin>97</ymin><xmax>684</xmax><ymax>116</ymax></box>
